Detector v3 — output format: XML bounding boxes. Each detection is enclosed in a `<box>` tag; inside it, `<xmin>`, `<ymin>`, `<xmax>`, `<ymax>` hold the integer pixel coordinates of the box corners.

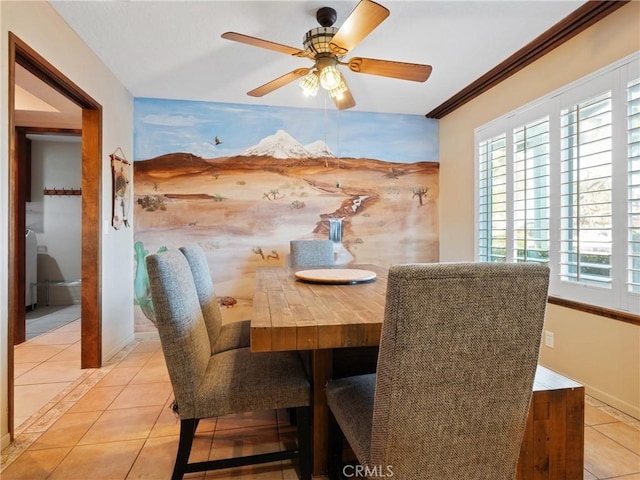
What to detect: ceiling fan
<box><xmin>221</xmin><ymin>0</ymin><xmax>432</xmax><ymax>111</ymax></box>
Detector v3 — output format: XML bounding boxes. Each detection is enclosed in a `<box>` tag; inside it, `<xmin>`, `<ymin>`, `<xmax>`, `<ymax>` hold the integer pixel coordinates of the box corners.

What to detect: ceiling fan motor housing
<box><xmin>316</xmin><ymin>7</ymin><xmax>337</xmax><ymax>27</ymax></box>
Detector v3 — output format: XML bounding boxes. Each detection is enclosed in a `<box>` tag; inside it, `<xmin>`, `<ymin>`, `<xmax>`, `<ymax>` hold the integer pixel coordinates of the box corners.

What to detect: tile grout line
<box><xmin>584</xmin><ymin>412</ymin><xmax>640</xmax><ymax>479</ymax></box>
<box><xmin>587</xmin><ymin>402</ymin><xmax>640</xmax><ymax>464</ymax></box>
<box><xmin>591</xmin><ymin>426</ymin><xmax>640</xmax><ymax>462</ymax></box>
<box><xmin>0</xmin><ymin>340</ymin><xmax>142</xmax><ymax>473</ymax></box>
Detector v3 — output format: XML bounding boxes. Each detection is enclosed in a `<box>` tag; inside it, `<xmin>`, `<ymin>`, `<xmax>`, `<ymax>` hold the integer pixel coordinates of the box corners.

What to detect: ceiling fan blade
<box><xmin>247</xmin><ymin>68</ymin><xmax>311</xmax><ymax>97</ymax></box>
<box><xmin>348</xmin><ymin>57</ymin><xmax>432</xmax><ymax>82</ymax></box>
<box><xmin>221</xmin><ymin>32</ymin><xmax>309</xmax><ymax>58</ymax></box>
<box><xmin>332</xmin><ymin>78</ymin><xmax>356</xmax><ymax>111</ymax></box>
<box><xmin>329</xmin><ymin>0</ymin><xmax>390</xmax><ymax>56</ymax></box>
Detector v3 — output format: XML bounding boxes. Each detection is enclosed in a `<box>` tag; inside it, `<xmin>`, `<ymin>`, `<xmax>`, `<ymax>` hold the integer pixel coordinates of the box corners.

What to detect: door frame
<box><xmin>7</xmin><ymin>32</ymin><xmax>102</xmax><ymax>439</ymax></box>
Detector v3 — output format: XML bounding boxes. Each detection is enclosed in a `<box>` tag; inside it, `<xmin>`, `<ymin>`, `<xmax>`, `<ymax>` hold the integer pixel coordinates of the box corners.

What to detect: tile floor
<box><xmin>13</xmin><ymin>305</ymin><xmax>83</xmax><ymax>427</ymax></box>
<box><xmin>1</xmin><ymin>312</ymin><xmax>639</xmax><ymax>479</ymax></box>
<box><xmin>25</xmin><ymin>304</ymin><xmax>81</xmax><ymax>340</ymax></box>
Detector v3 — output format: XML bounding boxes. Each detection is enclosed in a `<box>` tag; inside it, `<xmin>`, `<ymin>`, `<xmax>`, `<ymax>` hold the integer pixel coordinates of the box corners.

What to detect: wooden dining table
<box><xmin>251</xmin><ymin>263</ymin><xmax>585</xmax><ymax>478</ymax></box>
<box><xmin>251</xmin><ymin>263</ymin><xmax>388</xmax><ymax>475</ymax></box>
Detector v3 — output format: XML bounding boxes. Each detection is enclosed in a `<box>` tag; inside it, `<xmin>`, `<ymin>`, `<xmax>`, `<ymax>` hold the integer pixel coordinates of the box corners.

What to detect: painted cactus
<box><xmin>133</xmin><ymin>240</ymin><xmax>157</xmax><ymax>323</ymax></box>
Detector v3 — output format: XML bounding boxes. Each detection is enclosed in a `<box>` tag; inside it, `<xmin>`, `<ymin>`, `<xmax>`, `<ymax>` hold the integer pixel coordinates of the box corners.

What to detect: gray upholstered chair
<box><xmin>146</xmin><ymin>249</ymin><xmax>311</xmax><ymax>480</ymax></box>
<box><xmin>290</xmin><ymin>239</ymin><xmax>335</xmax><ymax>267</ymax></box>
<box><xmin>179</xmin><ymin>244</ymin><xmax>250</xmax><ymax>353</ymax></box>
<box><xmin>326</xmin><ymin>262</ymin><xmax>550</xmax><ymax>480</ymax></box>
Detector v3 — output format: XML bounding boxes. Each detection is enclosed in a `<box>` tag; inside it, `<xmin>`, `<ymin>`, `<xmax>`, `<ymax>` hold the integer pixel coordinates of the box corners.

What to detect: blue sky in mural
<box><xmin>134</xmin><ymin>98</ymin><xmax>438</xmax><ymax>163</ymax></box>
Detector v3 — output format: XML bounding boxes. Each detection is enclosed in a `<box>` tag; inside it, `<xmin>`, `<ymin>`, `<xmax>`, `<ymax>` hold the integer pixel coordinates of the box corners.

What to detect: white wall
<box><xmin>27</xmin><ymin>138</ymin><xmax>82</xmax><ymax>305</ymax></box>
<box><xmin>439</xmin><ymin>3</ymin><xmax>640</xmax><ymax>418</ymax></box>
<box><xmin>1</xmin><ymin>1</ymin><xmax>135</xmax><ymax>449</ymax></box>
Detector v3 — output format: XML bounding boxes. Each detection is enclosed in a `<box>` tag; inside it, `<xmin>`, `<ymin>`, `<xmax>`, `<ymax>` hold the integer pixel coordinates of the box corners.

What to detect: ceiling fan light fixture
<box><xmin>320</xmin><ymin>65</ymin><xmax>341</xmax><ymax>90</ymax></box>
<box><xmin>303</xmin><ymin>27</ymin><xmax>339</xmax><ymax>56</ymax></box>
<box><xmin>299</xmin><ymin>71</ymin><xmax>320</xmax><ymax>97</ymax></box>
<box><xmin>329</xmin><ymin>78</ymin><xmax>348</xmax><ymax>100</ymax></box>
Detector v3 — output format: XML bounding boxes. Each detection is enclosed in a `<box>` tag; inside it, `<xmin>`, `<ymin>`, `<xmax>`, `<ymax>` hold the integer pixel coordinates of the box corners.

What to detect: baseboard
<box><xmin>135</xmin><ymin>330</ymin><xmax>160</xmax><ymax>342</ymax></box>
<box><xmin>1</xmin><ymin>431</ymin><xmax>11</xmax><ymax>451</ymax></box>
<box><xmin>102</xmin><ymin>333</ymin><xmax>136</xmax><ymax>364</ymax></box>
<box><xmin>584</xmin><ymin>384</ymin><xmax>640</xmax><ymax>420</ymax></box>
<box><xmin>102</xmin><ymin>331</ymin><xmax>159</xmax><ymax>364</ymax></box>
<box><xmin>540</xmin><ymin>364</ymin><xmax>639</xmax><ymax>420</ymax></box>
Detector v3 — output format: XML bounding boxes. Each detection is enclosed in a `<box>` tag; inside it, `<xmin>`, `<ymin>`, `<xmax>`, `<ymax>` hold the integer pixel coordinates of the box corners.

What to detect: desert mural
<box><xmin>134</xmin><ymin>98</ymin><xmax>439</xmax><ymax>332</ymax></box>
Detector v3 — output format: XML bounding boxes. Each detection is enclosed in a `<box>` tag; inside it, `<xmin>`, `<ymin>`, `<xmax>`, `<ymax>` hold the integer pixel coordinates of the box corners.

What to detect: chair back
<box><xmin>290</xmin><ymin>240</ymin><xmax>334</xmax><ymax>267</ymax></box>
<box><xmin>146</xmin><ymin>249</ymin><xmax>211</xmax><ymax>419</ymax></box>
<box><xmin>179</xmin><ymin>244</ymin><xmax>223</xmax><ymax>351</ymax></box>
<box><xmin>371</xmin><ymin>262</ymin><xmax>549</xmax><ymax>479</ymax></box>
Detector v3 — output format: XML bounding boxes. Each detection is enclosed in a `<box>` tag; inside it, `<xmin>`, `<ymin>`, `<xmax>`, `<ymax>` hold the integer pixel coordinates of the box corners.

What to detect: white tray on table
<box><xmin>294</xmin><ymin>268</ymin><xmax>377</xmax><ymax>285</ymax></box>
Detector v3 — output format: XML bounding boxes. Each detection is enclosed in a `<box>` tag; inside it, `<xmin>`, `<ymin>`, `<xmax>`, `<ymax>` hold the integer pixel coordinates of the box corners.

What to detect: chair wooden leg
<box><xmin>297</xmin><ymin>406</ymin><xmax>312</xmax><ymax>480</ymax></box>
<box><xmin>172</xmin><ymin>418</ymin><xmax>197</xmax><ymax>480</ymax></box>
<box><xmin>328</xmin><ymin>412</ymin><xmax>344</xmax><ymax>480</ymax></box>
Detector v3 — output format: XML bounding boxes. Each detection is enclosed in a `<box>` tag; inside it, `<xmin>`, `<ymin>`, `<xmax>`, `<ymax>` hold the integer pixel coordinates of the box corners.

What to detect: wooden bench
<box><xmin>517</xmin><ymin>366</ymin><xmax>585</xmax><ymax>479</ymax></box>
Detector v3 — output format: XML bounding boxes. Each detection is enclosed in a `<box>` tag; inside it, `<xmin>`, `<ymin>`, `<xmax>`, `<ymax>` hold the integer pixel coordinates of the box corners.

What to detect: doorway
<box><xmin>23</xmin><ymin>132</ymin><xmax>82</xmax><ymax>339</ymax></box>
<box><xmin>7</xmin><ymin>33</ymin><xmax>102</xmax><ymax>440</ymax></box>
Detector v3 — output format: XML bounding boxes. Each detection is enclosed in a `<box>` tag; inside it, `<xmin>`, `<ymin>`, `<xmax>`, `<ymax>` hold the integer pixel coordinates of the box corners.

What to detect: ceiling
<box><xmin>42</xmin><ymin>0</ymin><xmax>588</xmax><ymax>117</ymax></box>
<box><xmin>14</xmin><ymin>64</ymin><xmax>81</xmax><ymax>130</ymax></box>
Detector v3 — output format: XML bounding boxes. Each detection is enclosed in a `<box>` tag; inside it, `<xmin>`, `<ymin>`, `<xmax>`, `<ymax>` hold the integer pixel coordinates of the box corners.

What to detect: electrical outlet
<box><xmin>545</xmin><ymin>331</ymin><xmax>554</xmax><ymax>348</ymax></box>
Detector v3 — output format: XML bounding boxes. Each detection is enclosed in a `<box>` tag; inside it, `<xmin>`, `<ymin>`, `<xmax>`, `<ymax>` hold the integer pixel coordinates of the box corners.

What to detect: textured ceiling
<box><xmin>48</xmin><ymin>0</ymin><xmax>586</xmax><ymax>116</ymax></box>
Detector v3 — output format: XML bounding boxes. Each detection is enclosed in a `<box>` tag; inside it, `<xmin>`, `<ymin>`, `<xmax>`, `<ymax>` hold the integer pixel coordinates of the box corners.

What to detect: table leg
<box><xmin>311</xmin><ymin>349</ymin><xmax>333</xmax><ymax>476</ymax></box>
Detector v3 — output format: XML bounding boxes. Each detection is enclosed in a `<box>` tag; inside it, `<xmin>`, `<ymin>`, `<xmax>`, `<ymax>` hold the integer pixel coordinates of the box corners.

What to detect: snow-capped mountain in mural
<box><xmin>303</xmin><ymin>140</ymin><xmax>334</xmax><ymax>158</ymax></box>
<box><xmin>242</xmin><ymin>129</ymin><xmax>334</xmax><ymax>159</ymax></box>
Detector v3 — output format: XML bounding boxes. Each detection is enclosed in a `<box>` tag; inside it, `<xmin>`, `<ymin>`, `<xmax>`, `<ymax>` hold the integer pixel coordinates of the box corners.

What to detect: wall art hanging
<box><xmin>110</xmin><ymin>148</ymin><xmax>131</xmax><ymax>229</ymax></box>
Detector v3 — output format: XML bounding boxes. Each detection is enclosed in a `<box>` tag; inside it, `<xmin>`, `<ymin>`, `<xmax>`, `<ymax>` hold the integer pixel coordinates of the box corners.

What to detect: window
<box><xmin>514</xmin><ymin>117</ymin><xmax>550</xmax><ymax>264</ymax></box>
<box><xmin>628</xmin><ymin>78</ymin><xmax>640</xmax><ymax>294</ymax></box>
<box><xmin>559</xmin><ymin>91</ymin><xmax>613</xmax><ymax>288</ymax></box>
<box><xmin>476</xmin><ymin>54</ymin><xmax>639</xmax><ymax>315</ymax></box>
<box><xmin>478</xmin><ymin>134</ymin><xmax>507</xmax><ymax>262</ymax></box>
